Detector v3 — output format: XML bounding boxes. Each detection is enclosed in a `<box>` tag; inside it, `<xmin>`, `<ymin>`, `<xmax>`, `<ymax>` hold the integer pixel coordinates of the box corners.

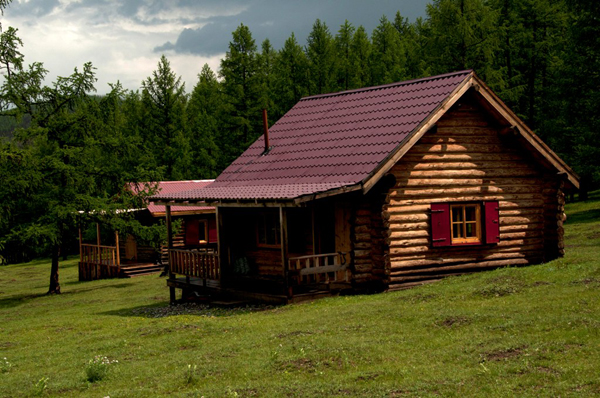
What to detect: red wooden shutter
<box><xmin>185</xmin><ymin>219</ymin><xmax>200</xmax><ymax>246</ymax></box>
<box><xmin>431</xmin><ymin>203</ymin><xmax>451</xmax><ymax>247</ymax></box>
<box><xmin>208</xmin><ymin>219</ymin><xmax>217</xmax><ymax>243</ymax></box>
<box><xmin>484</xmin><ymin>201</ymin><xmax>500</xmax><ymax>244</ymax></box>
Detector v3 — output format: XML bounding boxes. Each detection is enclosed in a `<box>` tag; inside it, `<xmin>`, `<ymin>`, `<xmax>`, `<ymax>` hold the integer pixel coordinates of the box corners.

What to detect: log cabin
<box><xmin>78</xmin><ymin>180</ymin><xmax>216</xmax><ymax>280</ymax></box>
<box><xmin>152</xmin><ymin>70</ymin><xmax>579</xmax><ymax>304</ymax></box>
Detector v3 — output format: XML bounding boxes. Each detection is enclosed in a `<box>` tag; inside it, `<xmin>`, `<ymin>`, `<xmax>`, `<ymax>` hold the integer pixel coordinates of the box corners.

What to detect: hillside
<box><xmin>0</xmin><ymin>192</ymin><xmax>599</xmax><ymax>397</ymax></box>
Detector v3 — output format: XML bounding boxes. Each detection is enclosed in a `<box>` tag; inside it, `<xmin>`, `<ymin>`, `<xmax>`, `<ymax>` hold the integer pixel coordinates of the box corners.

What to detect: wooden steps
<box><xmin>120</xmin><ymin>263</ymin><xmax>163</xmax><ymax>278</ymax></box>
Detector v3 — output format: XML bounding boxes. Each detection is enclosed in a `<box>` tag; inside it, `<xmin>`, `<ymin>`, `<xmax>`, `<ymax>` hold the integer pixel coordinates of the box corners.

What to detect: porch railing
<box><xmin>288</xmin><ymin>252</ymin><xmax>350</xmax><ymax>285</ymax></box>
<box><xmin>169</xmin><ymin>249</ymin><xmax>220</xmax><ymax>281</ymax></box>
<box><xmin>79</xmin><ymin>243</ymin><xmax>120</xmax><ymax>281</ymax></box>
<box><xmin>81</xmin><ymin>244</ymin><xmax>119</xmax><ymax>267</ymax></box>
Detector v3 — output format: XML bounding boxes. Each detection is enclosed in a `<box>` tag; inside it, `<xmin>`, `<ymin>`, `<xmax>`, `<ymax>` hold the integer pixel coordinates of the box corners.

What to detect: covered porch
<box><xmin>162</xmin><ymin>202</ymin><xmax>353</xmax><ymax>304</ymax></box>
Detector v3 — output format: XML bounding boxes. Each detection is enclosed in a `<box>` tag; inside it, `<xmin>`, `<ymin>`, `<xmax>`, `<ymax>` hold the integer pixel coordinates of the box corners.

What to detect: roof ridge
<box><xmin>300</xmin><ymin>70</ymin><xmax>473</xmax><ymax>102</ymax></box>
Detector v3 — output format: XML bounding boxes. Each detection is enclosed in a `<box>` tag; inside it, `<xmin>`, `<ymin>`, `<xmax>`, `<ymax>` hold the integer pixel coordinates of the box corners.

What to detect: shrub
<box><xmin>85</xmin><ymin>356</ymin><xmax>117</xmax><ymax>383</ymax></box>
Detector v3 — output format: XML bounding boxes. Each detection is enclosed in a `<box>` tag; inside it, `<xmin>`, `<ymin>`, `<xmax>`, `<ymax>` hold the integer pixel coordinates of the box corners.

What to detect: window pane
<box><xmin>453</xmin><ymin>223</ymin><xmax>463</xmax><ymax>238</ymax></box>
<box><xmin>465</xmin><ymin>206</ymin><xmax>477</xmax><ymax>222</ymax></box>
<box><xmin>452</xmin><ymin>207</ymin><xmax>463</xmax><ymax>222</ymax></box>
<box><xmin>465</xmin><ymin>222</ymin><xmax>477</xmax><ymax>237</ymax></box>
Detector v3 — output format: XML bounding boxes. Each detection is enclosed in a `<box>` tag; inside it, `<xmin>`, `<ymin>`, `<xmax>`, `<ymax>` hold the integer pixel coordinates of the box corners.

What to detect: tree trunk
<box><xmin>48</xmin><ymin>244</ymin><xmax>61</xmax><ymax>294</ymax></box>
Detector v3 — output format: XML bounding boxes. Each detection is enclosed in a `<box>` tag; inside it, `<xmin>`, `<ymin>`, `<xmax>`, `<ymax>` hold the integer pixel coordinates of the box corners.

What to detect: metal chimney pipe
<box><xmin>262</xmin><ymin>108</ymin><xmax>270</xmax><ymax>154</ymax></box>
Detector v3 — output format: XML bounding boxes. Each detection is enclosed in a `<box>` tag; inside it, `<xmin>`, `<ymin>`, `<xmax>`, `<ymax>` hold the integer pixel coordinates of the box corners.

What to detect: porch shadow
<box><xmin>100</xmin><ymin>302</ymin><xmax>283</xmax><ymax>319</ymax></box>
<box><xmin>565</xmin><ymin>209</ymin><xmax>600</xmax><ymax>225</ymax></box>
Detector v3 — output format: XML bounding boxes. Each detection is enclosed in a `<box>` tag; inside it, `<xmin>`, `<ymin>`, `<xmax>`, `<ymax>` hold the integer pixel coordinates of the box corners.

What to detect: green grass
<box><xmin>1</xmin><ymin>193</ymin><xmax>600</xmax><ymax>397</ymax></box>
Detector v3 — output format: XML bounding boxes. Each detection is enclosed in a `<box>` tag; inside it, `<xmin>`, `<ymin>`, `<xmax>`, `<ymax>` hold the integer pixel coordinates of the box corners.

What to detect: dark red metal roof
<box><xmin>154</xmin><ymin>71</ymin><xmax>473</xmax><ymax>202</ymax></box>
<box><xmin>130</xmin><ymin>180</ymin><xmax>215</xmax><ymax>214</ymax></box>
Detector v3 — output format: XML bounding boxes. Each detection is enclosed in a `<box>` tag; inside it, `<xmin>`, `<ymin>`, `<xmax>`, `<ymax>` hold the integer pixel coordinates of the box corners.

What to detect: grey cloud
<box><xmin>4</xmin><ymin>0</ymin><xmax>60</xmax><ymax>17</ymax></box>
<box><xmin>154</xmin><ymin>0</ymin><xmax>429</xmax><ymax>56</ymax></box>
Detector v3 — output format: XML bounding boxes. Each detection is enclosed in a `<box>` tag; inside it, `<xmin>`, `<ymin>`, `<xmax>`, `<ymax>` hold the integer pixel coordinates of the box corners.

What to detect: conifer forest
<box><xmin>0</xmin><ymin>0</ymin><xmax>598</xmax><ymax>291</ymax></box>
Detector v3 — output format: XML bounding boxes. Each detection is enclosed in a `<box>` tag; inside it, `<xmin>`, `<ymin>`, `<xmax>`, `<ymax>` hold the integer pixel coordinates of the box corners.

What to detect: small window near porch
<box><xmin>256</xmin><ymin>212</ymin><xmax>281</xmax><ymax>248</ymax></box>
<box><xmin>185</xmin><ymin>219</ymin><xmax>208</xmax><ymax>246</ymax></box>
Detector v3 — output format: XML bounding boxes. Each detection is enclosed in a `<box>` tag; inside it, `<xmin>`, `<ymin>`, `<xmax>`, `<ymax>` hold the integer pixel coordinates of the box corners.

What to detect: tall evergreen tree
<box><xmin>306</xmin><ymin>19</ymin><xmax>336</xmax><ymax>95</ymax></box>
<box><xmin>425</xmin><ymin>0</ymin><xmax>500</xmax><ymax>84</ymax></box>
<box><xmin>350</xmin><ymin>26</ymin><xmax>372</xmax><ymax>88</ymax></box>
<box><xmin>187</xmin><ymin>64</ymin><xmax>222</xmax><ymax>178</ymax></box>
<box><xmin>334</xmin><ymin>20</ymin><xmax>356</xmax><ymax>91</ymax></box>
<box><xmin>219</xmin><ymin>24</ymin><xmax>263</xmax><ymax>166</ymax></box>
<box><xmin>273</xmin><ymin>33</ymin><xmax>309</xmax><ymax>116</ymax></box>
<box><xmin>370</xmin><ymin>15</ymin><xmax>405</xmax><ymax>85</ymax></box>
<box><xmin>141</xmin><ymin>55</ymin><xmax>189</xmax><ymax>180</ymax></box>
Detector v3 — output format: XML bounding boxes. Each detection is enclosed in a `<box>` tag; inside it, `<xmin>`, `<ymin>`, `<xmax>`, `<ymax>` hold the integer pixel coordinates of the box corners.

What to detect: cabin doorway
<box><xmin>125</xmin><ymin>234</ymin><xmax>138</xmax><ymax>263</ymax></box>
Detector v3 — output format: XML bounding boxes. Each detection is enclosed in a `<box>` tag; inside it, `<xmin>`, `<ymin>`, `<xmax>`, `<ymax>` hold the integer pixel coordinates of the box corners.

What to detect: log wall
<box><xmin>383</xmin><ymin>97</ymin><xmax>564</xmax><ymax>290</ymax></box>
<box><xmin>350</xmin><ymin>188</ymin><xmax>389</xmax><ymax>291</ymax></box>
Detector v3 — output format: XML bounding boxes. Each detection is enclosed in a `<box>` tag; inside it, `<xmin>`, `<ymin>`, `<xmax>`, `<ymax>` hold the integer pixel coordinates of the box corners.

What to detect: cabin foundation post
<box><xmin>166</xmin><ymin>205</ymin><xmax>176</xmax><ymax>304</ymax></box>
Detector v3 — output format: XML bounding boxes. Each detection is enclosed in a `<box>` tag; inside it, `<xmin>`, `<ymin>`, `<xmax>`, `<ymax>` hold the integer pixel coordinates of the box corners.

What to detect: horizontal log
<box><xmin>390</xmin><ymin>251</ymin><xmax>532</xmax><ymax>269</ymax></box>
<box><xmin>401</xmin><ymin>177</ymin><xmax>542</xmax><ymax>188</ymax></box>
<box><xmin>383</xmin><ymin>213</ymin><xmax>429</xmax><ymax>223</ymax></box>
<box><xmin>418</xmin><ymin>135</ymin><xmax>503</xmax><ymax>145</ymax></box>
<box><xmin>387</xmin><ymin>229</ymin><xmax>430</xmax><ymax>239</ymax></box>
<box><xmin>388</xmin><ymin>242</ymin><xmax>544</xmax><ymax>256</ymax></box>
<box><xmin>385</xmin><ymin>222</ymin><xmax>430</xmax><ymax>231</ymax></box>
<box><xmin>436</xmin><ymin>118</ymin><xmax>490</xmax><ymax>128</ymax></box>
<box><xmin>392</xmin><ymin>168</ymin><xmax>541</xmax><ymax>179</ymax></box>
<box><xmin>401</xmin><ymin>153</ymin><xmax>527</xmax><ymax>163</ymax></box>
<box><xmin>390</xmin><ymin>257</ymin><xmax>535</xmax><ymax>277</ymax></box>
<box><xmin>410</xmin><ymin>144</ymin><xmax>516</xmax><ymax>153</ymax></box>
<box><xmin>387</xmin><ymin>195</ymin><xmax>542</xmax><ymax>207</ymax></box>
<box><xmin>401</xmin><ymin>161</ymin><xmax>535</xmax><ymax>171</ymax></box>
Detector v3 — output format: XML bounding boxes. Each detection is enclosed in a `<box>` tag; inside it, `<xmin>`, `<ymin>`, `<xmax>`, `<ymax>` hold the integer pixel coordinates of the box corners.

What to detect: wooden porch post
<box><xmin>166</xmin><ymin>205</ymin><xmax>175</xmax><ymax>304</ymax></box>
<box><xmin>78</xmin><ymin>225</ymin><xmax>83</xmax><ymax>263</ymax></box>
<box><xmin>96</xmin><ymin>223</ymin><xmax>101</xmax><ymax>264</ymax></box>
<box><xmin>216</xmin><ymin>206</ymin><xmax>224</xmax><ymax>282</ymax></box>
<box><xmin>280</xmin><ymin>206</ymin><xmax>290</xmax><ymax>298</ymax></box>
<box><xmin>115</xmin><ymin>230</ymin><xmax>120</xmax><ymax>267</ymax></box>
<box><xmin>311</xmin><ymin>205</ymin><xmax>317</xmax><ymax>255</ymax></box>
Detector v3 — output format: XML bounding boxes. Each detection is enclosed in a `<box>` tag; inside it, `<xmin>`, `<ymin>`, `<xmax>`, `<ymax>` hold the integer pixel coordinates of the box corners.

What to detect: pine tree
<box><xmin>273</xmin><ymin>33</ymin><xmax>309</xmax><ymax>117</ymax></box>
<box><xmin>187</xmin><ymin>64</ymin><xmax>222</xmax><ymax>178</ymax></box>
<box><xmin>370</xmin><ymin>15</ymin><xmax>405</xmax><ymax>85</ymax></box>
<box><xmin>141</xmin><ymin>55</ymin><xmax>189</xmax><ymax>180</ymax></box>
<box><xmin>219</xmin><ymin>24</ymin><xmax>263</xmax><ymax>166</ymax></box>
<box><xmin>350</xmin><ymin>26</ymin><xmax>372</xmax><ymax>88</ymax></box>
<box><xmin>334</xmin><ymin>20</ymin><xmax>356</xmax><ymax>91</ymax></box>
<box><xmin>306</xmin><ymin>19</ymin><xmax>336</xmax><ymax>95</ymax></box>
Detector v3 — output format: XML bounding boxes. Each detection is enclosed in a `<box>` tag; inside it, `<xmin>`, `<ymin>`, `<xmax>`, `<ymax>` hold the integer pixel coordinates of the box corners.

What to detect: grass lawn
<box><xmin>1</xmin><ymin>192</ymin><xmax>600</xmax><ymax>397</ymax></box>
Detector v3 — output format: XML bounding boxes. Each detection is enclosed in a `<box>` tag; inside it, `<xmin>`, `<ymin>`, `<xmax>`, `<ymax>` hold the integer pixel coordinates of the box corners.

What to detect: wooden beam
<box><xmin>216</xmin><ymin>206</ymin><xmax>225</xmax><ymax>282</ymax></box>
<box><xmin>280</xmin><ymin>206</ymin><xmax>290</xmax><ymax>297</ymax></box>
<box><xmin>115</xmin><ymin>230</ymin><xmax>120</xmax><ymax>266</ymax></box>
<box><xmin>78</xmin><ymin>225</ymin><xmax>83</xmax><ymax>263</ymax></box>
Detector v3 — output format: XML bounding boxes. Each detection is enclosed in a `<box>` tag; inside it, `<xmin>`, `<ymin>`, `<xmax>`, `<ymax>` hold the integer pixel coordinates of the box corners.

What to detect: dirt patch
<box><xmin>536</xmin><ymin>366</ymin><xmax>560</xmax><ymax>375</ymax></box>
<box><xmin>355</xmin><ymin>372</ymin><xmax>381</xmax><ymax>381</ymax></box>
<box><xmin>484</xmin><ymin>346</ymin><xmax>527</xmax><ymax>361</ymax></box>
<box><xmin>437</xmin><ymin>316</ymin><xmax>470</xmax><ymax>328</ymax></box>
<box><xmin>277</xmin><ymin>330</ymin><xmax>315</xmax><ymax>339</ymax></box>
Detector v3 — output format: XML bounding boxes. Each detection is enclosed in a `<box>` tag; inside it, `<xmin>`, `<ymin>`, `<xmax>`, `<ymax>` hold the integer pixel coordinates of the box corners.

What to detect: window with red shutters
<box><xmin>431</xmin><ymin>203</ymin><xmax>451</xmax><ymax>247</ymax></box>
<box><xmin>430</xmin><ymin>201</ymin><xmax>499</xmax><ymax>247</ymax></box>
<box><xmin>484</xmin><ymin>201</ymin><xmax>500</xmax><ymax>244</ymax></box>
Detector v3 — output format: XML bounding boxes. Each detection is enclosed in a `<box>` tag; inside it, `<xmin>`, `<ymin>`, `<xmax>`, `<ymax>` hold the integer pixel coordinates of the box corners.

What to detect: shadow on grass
<box><xmin>0</xmin><ymin>283</ymin><xmax>137</xmax><ymax>309</ymax></box>
<box><xmin>101</xmin><ymin>302</ymin><xmax>281</xmax><ymax>319</ymax></box>
<box><xmin>0</xmin><ymin>293</ymin><xmax>46</xmax><ymax>309</ymax></box>
<box><xmin>566</xmin><ymin>208</ymin><xmax>600</xmax><ymax>225</ymax></box>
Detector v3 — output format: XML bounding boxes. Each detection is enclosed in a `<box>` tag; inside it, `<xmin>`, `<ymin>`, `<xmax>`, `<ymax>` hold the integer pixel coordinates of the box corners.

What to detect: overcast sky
<box><xmin>2</xmin><ymin>0</ymin><xmax>430</xmax><ymax>94</ymax></box>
